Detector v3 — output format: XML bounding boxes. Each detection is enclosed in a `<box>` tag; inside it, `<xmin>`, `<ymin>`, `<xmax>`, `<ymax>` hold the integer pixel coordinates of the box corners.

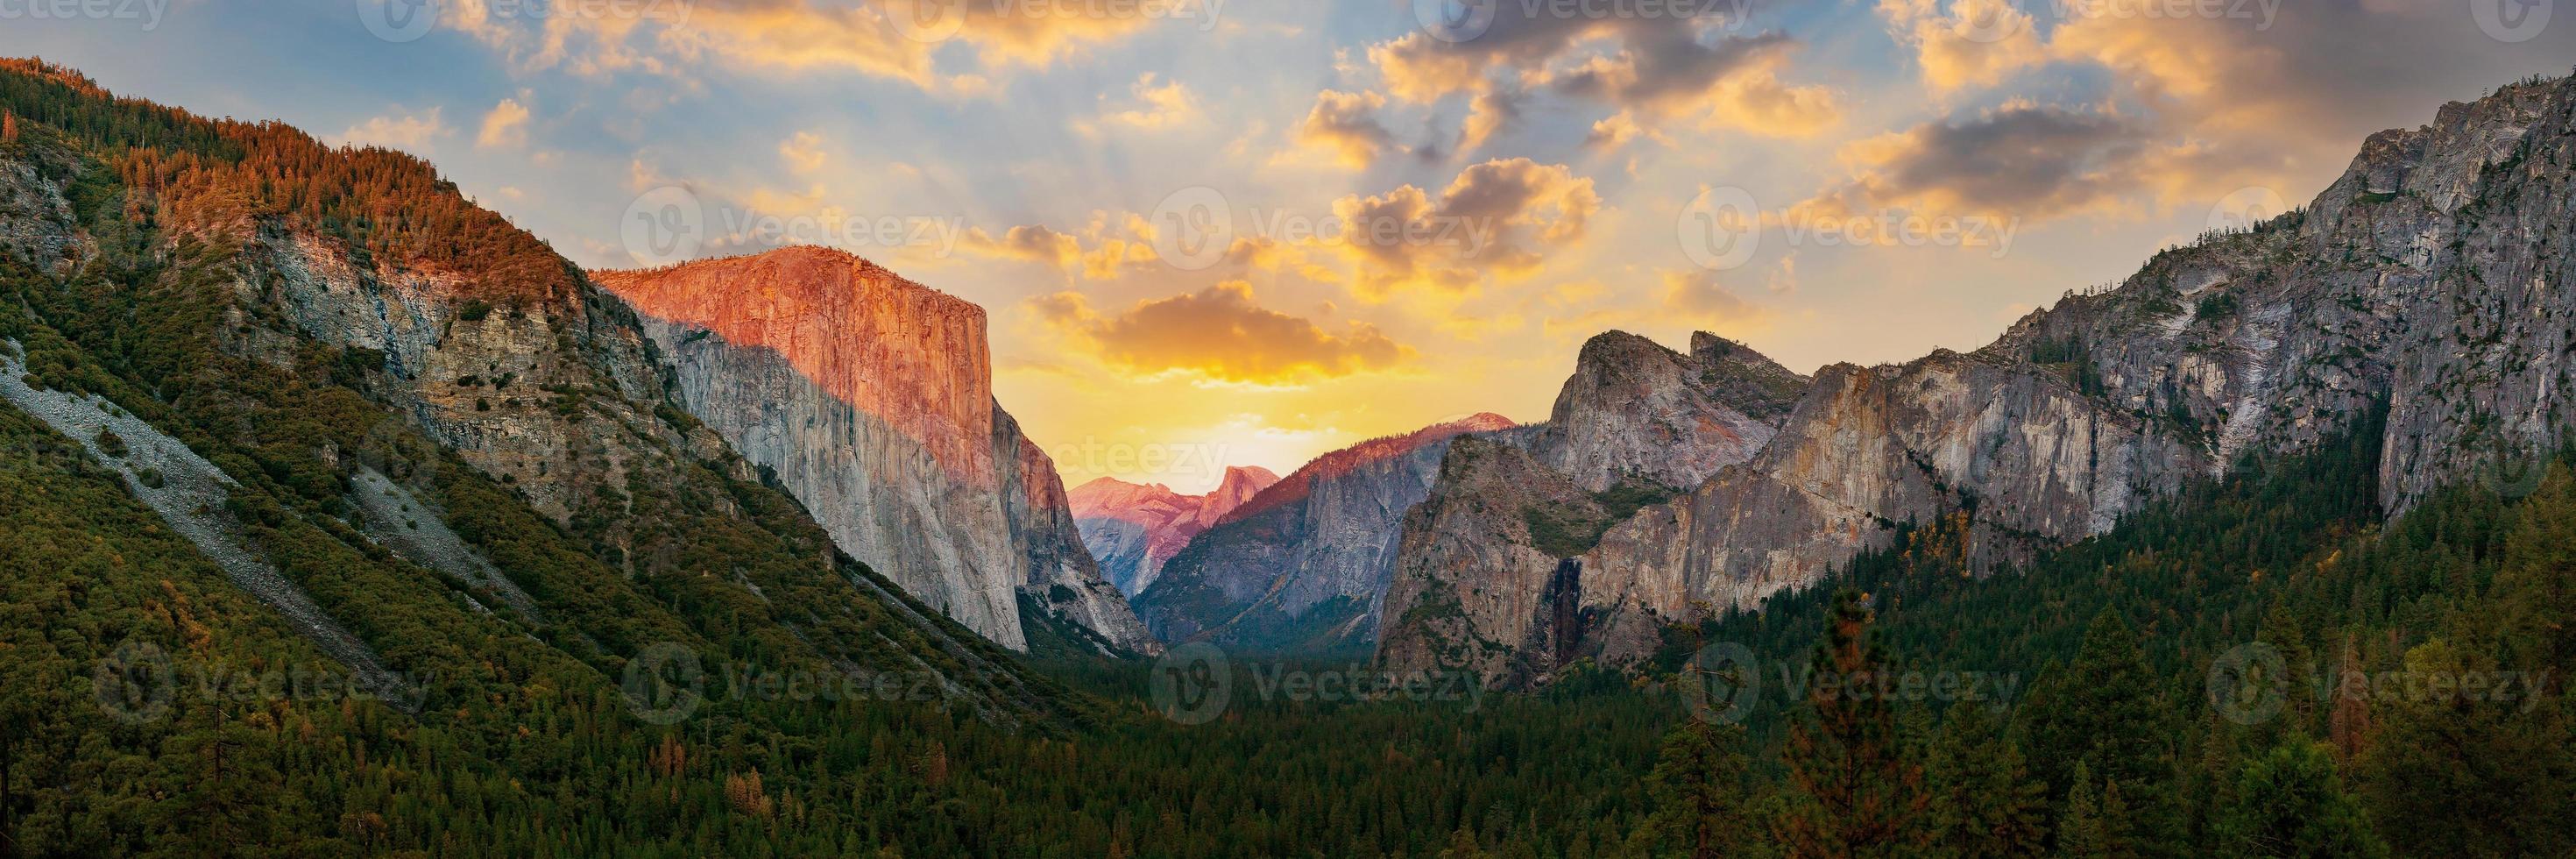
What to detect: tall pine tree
<box><xmin>1775</xmin><ymin>590</ymin><xmax>1927</xmax><ymax>858</ymax></box>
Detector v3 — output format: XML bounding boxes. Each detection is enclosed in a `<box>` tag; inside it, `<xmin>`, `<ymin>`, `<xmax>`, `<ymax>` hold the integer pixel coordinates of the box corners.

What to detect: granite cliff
<box><xmin>1382</xmin><ymin>75</ymin><xmax>2576</xmax><ymax>685</ymax></box>
<box><xmin>594</xmin><ymin>247</ymin><xmax>1156</xmax><ymax>654</ymax></box>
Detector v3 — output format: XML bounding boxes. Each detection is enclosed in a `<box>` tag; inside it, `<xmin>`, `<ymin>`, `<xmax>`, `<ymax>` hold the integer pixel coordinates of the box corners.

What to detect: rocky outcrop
<box><xmin>1377</xmin><ymin>333</ymin><xmax>1817</xmax><ymax>681</ymax></box>
<box><xmin>1071</xmin><ymin>465</ymin><xmax>1280</xmax><ymax>596</ymax></box>
<box><xmin>1381</xmin><ymin>75</ymin><xmax>2576</xmax><ymax>685</ymax></box>
<box><xmin>591</xmin><ymin>247</ymin><xmax>1155</xmax><ymax>654</ymax></box>
<box><xmin>1132</xmin><ymin>414</ymin><xmax>1516</xmax><ymax>652</ymax></box>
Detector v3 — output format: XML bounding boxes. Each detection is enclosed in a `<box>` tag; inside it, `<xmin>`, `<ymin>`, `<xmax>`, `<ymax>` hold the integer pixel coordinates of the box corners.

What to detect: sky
<box><xmin>3</xmin><ymin>0</ymin><xmax>2571</xmax><ymax>493</ymax></box>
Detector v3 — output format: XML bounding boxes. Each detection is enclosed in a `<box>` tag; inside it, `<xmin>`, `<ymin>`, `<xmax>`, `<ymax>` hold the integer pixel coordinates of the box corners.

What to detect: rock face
<box><xmin>1380</xmin><ymin>75</ymin><xmax>2576</xmax><ymax>685</ymax></box>
<box><xmin>1070</xmin><ymin>465</ymin><xmax>1280</xmax><ymax>596</ymax></box>
<box><xmin>1377</xmin><ymin>333</ymin><xmax>1814</xmax><ymax>682</ymax></box>
<box><xmin>591</xmin><ymin>248</ymin><xmax>1155</xmax><ymax>654</ymax></box>
<box><xmin>1131</xmin><ymin>414</ymin><xmax>1517</xmax><ymax>652</ymax></box>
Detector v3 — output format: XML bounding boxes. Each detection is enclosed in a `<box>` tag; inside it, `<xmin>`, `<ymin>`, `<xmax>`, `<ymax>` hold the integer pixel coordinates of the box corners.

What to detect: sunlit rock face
<box><xmin>595</xmin><ymin>246</ymin><xmax>1154</xmax><ymax>653</ymax></box>
<box><xmin>1071</xmin><ymin>465</ymin><xmax>1280</xmax><ymax>597</ymax></box>
<box><xmin>1377</xmin><ymin>333</ymin><xmax>1818</xmax><ymax>685</ymax></box>
<box><xmin>1382</xmin><ymin>76</ymin><xmax>2576</xmax><ymax>686</ymax></box>
<box><xmin>1132</xmin><ymin>414</ymin><xmax>1518</xmax><ymax>653</ymax></box>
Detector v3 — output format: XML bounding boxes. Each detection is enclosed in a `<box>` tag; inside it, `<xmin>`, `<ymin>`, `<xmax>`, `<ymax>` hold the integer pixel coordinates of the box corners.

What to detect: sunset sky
<box><xmin>4</xmin><ymin>0</ymin><xmax>2570</xmax><ymax>492</ymax></box>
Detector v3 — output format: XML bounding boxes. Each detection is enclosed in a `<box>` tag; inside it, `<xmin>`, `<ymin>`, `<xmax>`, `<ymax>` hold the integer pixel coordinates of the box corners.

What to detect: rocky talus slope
<box><xmin>1070</xmin><ymin>465</ymin><xmax>1279</xmax><ymax>596</ymax></box>
<box><xmin>1382</xmin><ymin>75</ymin><xmax>2576</xmax><ymax>685</ymax></box>
<box><xmin>594</xmin><ymin>248</ymin><xmax>1156</xmax><ymax>654</ymax></box>
<box><xmin>1132</xmin><ymin>414</ymin><xmax>1517</xmax><ymax>652</ymax></box>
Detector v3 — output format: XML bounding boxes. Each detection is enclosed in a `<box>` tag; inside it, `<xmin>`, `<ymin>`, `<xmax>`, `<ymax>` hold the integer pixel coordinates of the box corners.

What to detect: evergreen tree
<box><xmin>2217</xmin><ymin>740</ymin><xmax>2383</xmax><ymax>858</ymax></box>
<box><xmin>1631</xmin><ymin>719</ymin><xmax>1757</xmax><ymax>858</ymax></box>
<box><xmin>1775</xmin><ymin>590</ymin><xmax>1927</xmax><ymax>858</ymax></box>
<box><xmin>2056</xmin><ymin>763</ymin><xmax>2137</xmax><ymax>859</ymax></box>
<box><xmin>1923</xmin><ymin>704</ymin><xmax>2047</xmax><ymax>857</ymax></box>
<box><xmin>2020</xmin><ymin>611</ymin><xmax>2179</xmax><ymax>849</ymax></box>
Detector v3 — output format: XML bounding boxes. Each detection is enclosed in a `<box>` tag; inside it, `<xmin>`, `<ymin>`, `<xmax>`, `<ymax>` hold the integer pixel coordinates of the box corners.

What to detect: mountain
<box><xmin>0</xmin><ymin>57</ymin><xmax>1075</xmax><ymax>738</ymax></box>
<box><xmin>593</xmin><ymin>248</ymin><xmax>1156</xmax><ymax>655</ymax></box>
<box><xmin>1380</xmin><ymin>73</ymin><xmax>2576</xmax><ymax>685</ymax></box>
<box><xmin>1376</xmin><ymin>332</ymin><xmax>1812</xmax><ymax>683</ymax></box>
<box><xmin>1129</xmin><ymin>413</ymin><xmax>1517</xmax><ymax>651</ymax></box>
<box><xmin>1069</xmin><ymin>465</ymin><xmax>1280</xmax><ymax>596</ymax></box>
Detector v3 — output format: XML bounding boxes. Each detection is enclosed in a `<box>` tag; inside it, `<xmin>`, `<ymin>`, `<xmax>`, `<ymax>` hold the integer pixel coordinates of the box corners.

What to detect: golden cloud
<box><xmin>1298</xmin><ymin>89</ymin><xmax>1402</xmax><ymax>168</ymax></box>
<box><xmin>1330</xmin><ymin>158</ymin><xmax>1601</xmax><ymax>300</ymax></box>
<box><xmin>1034</xmin><ymin>281</ymin><xmax>1412</xmax><ymax>384</ymax></box>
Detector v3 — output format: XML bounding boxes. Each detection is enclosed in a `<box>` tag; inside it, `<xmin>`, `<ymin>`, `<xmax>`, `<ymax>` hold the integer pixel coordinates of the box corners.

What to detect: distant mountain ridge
<box><xmin>1129</xmin><ymin>412</ymin><xmax>1517</xmax><ymax>652</ymax></box>
<box><xmin>1070</xmin><ymin>465</ymin><xmax>1279</xmax><ymax>596</ymax></box>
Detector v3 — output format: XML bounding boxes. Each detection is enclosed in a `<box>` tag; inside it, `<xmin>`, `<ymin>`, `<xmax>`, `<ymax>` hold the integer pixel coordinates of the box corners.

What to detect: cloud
<box><xmin>1459</xmin><ymin>88</ymin><xmax>1525</xmax><ymax>153</ymax></box>
<box><xmin>1360</xmin><ymin>4</ymin><xmax>1837</xmax><ymax>139</ymax></box>
<box><xmin>1330</xmin><ymin>158</ymin><xmax>1601</xmax><ymax>300</ymax></box>
<box><xmin>961</xmin><ymin>224</ymin><xmax>1085</xmax><ymax>267</ymax></box>
<box><xmin>779</xmin><ymin>131</ymin><xmax>830</xmax><ymax>174</ymax></box>
<box><xmin>1298</xmin><ymin>89</ymin><xmax>1401</xmax><ymax>168</ymax></box>
<box><xmin>1660</xmin><ymin>268</ymin><xmax>1768</xmax><ymax>324</ymax></box>
<box><xmin>1089</xmin><ymin>73</ymin><xmax>1200</xmax><ymax>131</ymax></box>
<box><xmin>1034</xmin><ymin>281</ymin><xmax>1412</xmax><ymax>383</ymax></box>
<box><xmin>1877</xmin><ymin>0</ymin><xmax>2046</xmax><ymax>93</ymax></box>
<box><xmin>478</xmin><ymin>97</ymin><xmax>532</xmax><ymax>148</ymax></box>
<box><xmin>449</xmin><ymin>0</ymin><xmax>1170</xmax><ymax>92</ymax></box>
<box><xmin>335</xmin><ymin>107</ymin><xmax>447</xmax><ymax>152</ymax></box>
<box><xmin>1808</xmin><ymin>105</ymin><xmax>2150</xmax><ymax>219</ymax></box>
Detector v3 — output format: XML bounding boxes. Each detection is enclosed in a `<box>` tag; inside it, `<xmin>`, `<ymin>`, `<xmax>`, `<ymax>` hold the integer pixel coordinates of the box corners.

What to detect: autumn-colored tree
<box><xmin>1775</xmin><ymin>590</ymin><xmax>1928</xmax><ymax>858</ymax></box>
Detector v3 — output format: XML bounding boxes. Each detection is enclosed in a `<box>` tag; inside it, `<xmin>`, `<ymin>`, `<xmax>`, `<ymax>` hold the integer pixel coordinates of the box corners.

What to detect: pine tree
<box><xmin>2056</xmin><ymin>763</ymin><xmax>2137</xmax><ymax>859</ymax></box>
<box><xmin>1</xmin><ymin>110</ymin><xmax>17</xmax><ymax>144</ymax></box>
<box><xmin>1631</xmin><ymin>718</ymin><xmax>1756</xmax><ymax>858</ymax></box>
<box><xmin>1923</xmin><ymin>704</ymin><xmax>2047</xmax><ymax>857</ymax></box>
<box><xmin>2020</xmin><ymin>611</ymin><xmax>2179</xmax><ymax>848</ymax></box>
<box><xmin>2217</xmin><ymin>740</ymin><xmax>2384</xmax><ymax>858</ymax></box>
<box><xmin>1775</xmin><ymin>590</ymin><xmax>1928</xmax><ymax>858</ymax></box>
